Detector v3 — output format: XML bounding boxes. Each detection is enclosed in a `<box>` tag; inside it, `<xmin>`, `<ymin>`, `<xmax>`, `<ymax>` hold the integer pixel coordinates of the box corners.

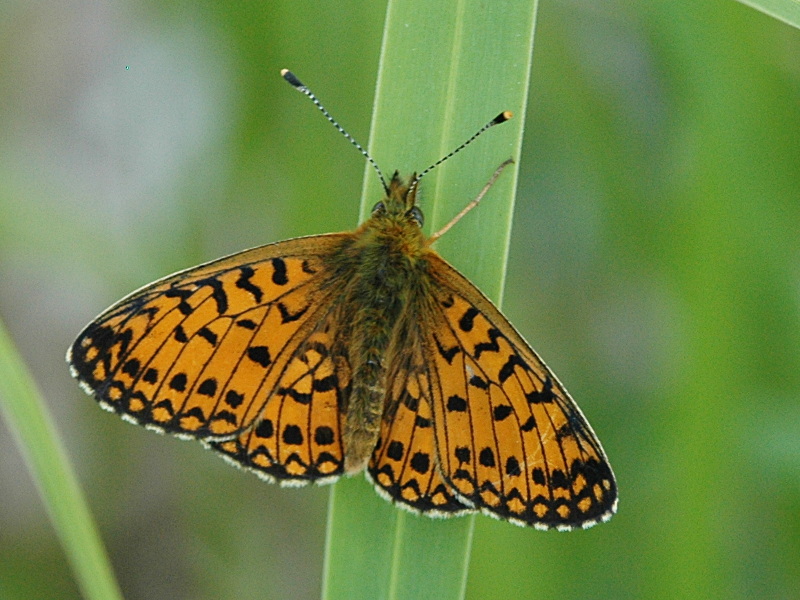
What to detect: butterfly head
<box><xmin>369</xmin><ymin>171</ymin><xmax>424</xmax><ymax>228</ymax></box>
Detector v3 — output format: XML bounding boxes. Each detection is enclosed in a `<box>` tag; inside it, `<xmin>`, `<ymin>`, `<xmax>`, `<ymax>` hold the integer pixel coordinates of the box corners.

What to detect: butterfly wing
<box><xmin>210</xmin><ymin>304</ymin><xmax>350</xmax><ymax>484</ymax></box>
<box><xmin>423</xmin><ymin>255</ymin><xmax>617</xmax><ymax>530</ymax></box>
<box><xmin>68</xmin><ymin>234</ymin><xmax>350</xmax><ymax>444</ymax></box>
<box><xmin>366</xmin><ymin>324</ymin><xmax>472</xmax><ymax>515</ymax></box>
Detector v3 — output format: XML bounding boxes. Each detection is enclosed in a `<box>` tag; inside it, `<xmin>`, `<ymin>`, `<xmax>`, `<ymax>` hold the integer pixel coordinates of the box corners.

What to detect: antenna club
<box><xmin>281</xmin><ymin>69</ymin><xmax>304</xmax><ymax>89</ymax></box>
<box><xmin>496</xmin><ymin>110</ymin><xmax>513</xmax><ymax>123</ymax></box>
<box><xmin>486</xmin><ymin>110</ymin><xmax>514</xmax><ymax>128</ymax></box>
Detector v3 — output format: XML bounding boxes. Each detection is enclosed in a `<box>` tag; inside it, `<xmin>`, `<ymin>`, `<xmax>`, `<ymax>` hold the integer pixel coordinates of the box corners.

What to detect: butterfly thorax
<box><xmin>332</xmin><ymin>174</ymin><xmax>433</xmax><ymax>473</ymax></box>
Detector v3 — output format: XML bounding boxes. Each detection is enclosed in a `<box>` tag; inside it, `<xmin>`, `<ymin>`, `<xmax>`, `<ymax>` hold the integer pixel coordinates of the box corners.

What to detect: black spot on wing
<box><xmin>197</xmin><ymin>327</ymin><xmax>218</xmax><ymax>346</ymax></box>
<box><xmin>279</xmin><ymin>386</ymin><xmax>311</xmax><ymax>405</ymax></box>
<box><xmin>315</xmin><ymin>426</ymin><xmax>335</xmax><ymax>445</ymax></box>
<box><xmin>236</xmin><ymin>266</ymin><xmax>263</xmax><ymax>302</ymax></box>
<box><xmin>197</xmin><ymin>378</ymin><xmax>217</xmax><ymax>397</ymax></box>
<box><xmin>505</xmin><ymin>456</ymin><xmax>522</xmax><ymax>477</ymax></box>
<box><xmin>410</xmin><ymin>452</ymin><xmax>430</xmax><ymax>474</ymax></box>
<box><xmin>479</xmin><ymin>447</ymin><xmax>495</xmax><ymax>467</ymax></box>
<box><xmin>282</xmin><ymin>424</ymin><xmax>303</xmax><ymax>445</ymax></box>
<box><xmin>255</xmin><ymin>419</ymin><xmax>274</xmax><ymax>438</ymax></box>
<box><xmin>278</xmin><ymin>302</ymin><xmax>309</xmax><ymax>323</ymax></box>
<box><xmin>247</xmin><ymin>346</ymin><xmax>271</xmax><ymax>367</ymax></box>
<box><xmin>446</xmin><ymin>395</ymin><xmax>467</xmax><ymax>412</ymax></box>
<box><xmin>498</xmin><ymin>353</ymin><xmax>527</xmax><ymax>382</ymax></box>
<box><xmin>492</xmin><ymin>405</ymin><xmax>513</xmax><ymax>421</ymax></box>
<box><xmin>169</xmin><ymin>373</ymin><xmax>187</xmax><ymax>392</ymax></box>
<box><xmin>434</xmin><ymin>334</ymin><xmax>460</xmax><ymax>364</ymax></box>
<box><xmin>164</xmin><ymin>288</ymin><xmax>193</xmax><ymax>315</ymax></box>
<box><xmin>122</xmin><ymin>358</ymin><xmax>140</xmax><ymax>377</ymax></box>
<box><xmin>387</xmin><ymin>441</ymin><xmax>404</xmax><ymax>460</ymax></box>
<box><xmin>458</xmin><ymin>307</ymin><xmax>479</xmax><ymax>332</ymax></box>
<box><xmin>195</xmin><ymin>277</ymin><xmax>228</xmax><ymax>314</ymax></box>
<box><xmin>271</xmin><ymin>258</ymin><xmax>288</xmax><ymax>285</ymax></box>
<box><xmin>473</xmin><ymin>328</ymin><xmax>502</xmax><ymax>359</ymax></box>
<box><xmin>527</xmin><ymin>377</ymin><xmax>555</xmax><ymax>404</ymax></box>
<box><xmin>313</xmin><ymin>374</ymin><xmax>338</xmax><ymax>392</ymax></box>
<box><xmin>174</xmin><ymin>325</ymin><xmax>188</xmax><ymax>343</ymax></box>
<box><xmin>224</xmin><ymin>390</ymin><xmax>244</xmax><ymax>408</ymax></box>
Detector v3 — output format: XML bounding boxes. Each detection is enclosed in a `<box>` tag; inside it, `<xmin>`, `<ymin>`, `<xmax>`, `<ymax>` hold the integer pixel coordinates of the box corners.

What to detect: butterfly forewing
<box><xmin>425</xmin><ymin>256</ymin><xmax>617</xmax><ymax>530</ymax></box>
<box><xmin>69</xmin><ymin>234</ymin><xmax>350</xmax><ymax>441</ymax></box>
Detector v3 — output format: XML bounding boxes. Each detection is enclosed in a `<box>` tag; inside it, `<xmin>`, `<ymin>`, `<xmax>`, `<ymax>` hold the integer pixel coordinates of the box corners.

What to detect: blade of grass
<box><xmin>734</xmin><ymin>0</ymin><xmax>800</xmax><ymax>28</ymax></box>
<box><xmin>0</xmin><ymin>318</ymin><xmax>123</xmax><ymax>600</ymax></box>
<box><xmin>322</xmin><ymin>1</ymin><xmax>539</xmax><ymax>599</ymax></box>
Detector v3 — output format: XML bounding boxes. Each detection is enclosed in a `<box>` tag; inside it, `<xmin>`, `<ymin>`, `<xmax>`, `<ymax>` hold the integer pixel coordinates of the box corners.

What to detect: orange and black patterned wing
<box><xmin>68</xmin><ymin>234</ymin><xmax>350</xmax><ymax>444</ymax></box>
<box><xmin>366</xmin><ymin>324</ymin><xmax>472</xmax><ymax>515</ymax></box>
<box><xmin>209</xmin><ymin>305</ymin><xmax>349</xmax><ymax>484</ymax></box>
<box><xmin>424</xmin><ymin>255</ymin><xmax>617</xmax><ymax>530</ymax></box>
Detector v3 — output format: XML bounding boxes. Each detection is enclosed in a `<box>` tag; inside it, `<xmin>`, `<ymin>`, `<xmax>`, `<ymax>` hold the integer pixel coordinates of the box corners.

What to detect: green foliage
<box><xmin>0</xmin><ymin>320</ymin><xmax>122</xmax><ymax>600</ymax></box>
<box><xmin>735</xmin><ymin>0</ymin><xmax>800</xmax><ymax>28</ymax></box>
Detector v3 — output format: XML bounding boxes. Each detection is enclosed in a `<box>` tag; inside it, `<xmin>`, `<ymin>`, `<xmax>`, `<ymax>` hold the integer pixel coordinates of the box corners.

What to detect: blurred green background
<box><xmin>1</xmin><ymin>1</ymin><xmax>799</xmax><ymax>599</ymax></box>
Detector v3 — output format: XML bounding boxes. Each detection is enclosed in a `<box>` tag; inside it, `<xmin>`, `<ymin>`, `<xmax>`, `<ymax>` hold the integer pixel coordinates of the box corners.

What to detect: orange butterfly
<box><xmin>68</xmin><ymin>70</ymin><xmax>616</xmax><ymax>530</ymax></box>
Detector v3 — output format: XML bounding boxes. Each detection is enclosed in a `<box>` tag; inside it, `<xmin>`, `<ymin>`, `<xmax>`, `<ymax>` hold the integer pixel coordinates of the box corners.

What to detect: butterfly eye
<box><xmin>407</xmin><ymin>205</ymin><xmax>424</xmax><ymax>227</ymax></box>
<box><xmin>371</xmin><ymin>201</ymin><xmax>386</xmax><ymax>215</ymax></box>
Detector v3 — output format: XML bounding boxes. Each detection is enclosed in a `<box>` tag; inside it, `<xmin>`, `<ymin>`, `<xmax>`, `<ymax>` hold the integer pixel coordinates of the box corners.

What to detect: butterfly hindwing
<box><xmin>68</xmin><ymin>234</ymin><xmax>350</xmax><ymax>441</ymax></box>
<box><xmin>425</xmin><ymin>256</ymin><xmax>617</xmax><ymax>530</ymax></box>
<box><xmin>210</xmin><ymin>306</ymin><xmax>350</xmax><ymax>484</ymax></box>
<box><xmin>367</xmin><ymin>339</ymin><xmax>472</xmax><ymax>515</ymax></box>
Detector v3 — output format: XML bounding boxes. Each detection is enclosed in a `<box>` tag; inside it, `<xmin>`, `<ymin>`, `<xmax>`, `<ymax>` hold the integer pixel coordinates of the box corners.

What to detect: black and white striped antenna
<box><xmin>281</xmin><ymin>69</ymin><xmax>388</xmax><ymax>194</ymax></box>
<box><xmin>282</xmin><ymin>69</ymin><xmax>512</xmax><ymax>196</ymax></box>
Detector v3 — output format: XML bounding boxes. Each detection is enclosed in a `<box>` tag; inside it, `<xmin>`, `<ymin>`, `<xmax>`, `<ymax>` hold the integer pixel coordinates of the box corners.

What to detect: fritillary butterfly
<box><xmin>68</xmin><ymin>70</ymin><xmax>617</xmax><ymax>530</ymax></box>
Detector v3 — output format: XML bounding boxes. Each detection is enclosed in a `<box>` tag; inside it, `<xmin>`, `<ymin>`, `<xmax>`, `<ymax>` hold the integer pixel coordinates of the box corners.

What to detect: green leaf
<box><xmin>0</xmin><ymin>319</ymin><xmax>123</xmax><ymax>600</ymax></box>
<box><xmin>734</xmin><ymin>0</ymin><xmax>800</xmax><ymax>28</ymax></box>
<box><xmin>322</xmin><ymin>1</ymin><xmax>539</xmax><ymax>599</ymax></box>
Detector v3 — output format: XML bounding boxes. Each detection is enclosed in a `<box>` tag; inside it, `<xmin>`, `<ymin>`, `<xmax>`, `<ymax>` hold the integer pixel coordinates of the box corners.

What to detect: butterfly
<box><xmin>67</xmin><ymin>70</ymin><xmax>617</xmax><ymax>530</ymax></box>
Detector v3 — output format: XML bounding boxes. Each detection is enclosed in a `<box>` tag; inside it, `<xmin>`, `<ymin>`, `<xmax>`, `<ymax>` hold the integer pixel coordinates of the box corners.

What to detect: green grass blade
<box><xmin>0</xmin><ymin>319</ymin><xmax>123</xmax><ymax>600</ymax></box>
<box><xmin>322</xmin><ymin>1</ymin><xmax>539</xmax><ymax>599</ymax></box>
<box><xmin>734</xmin><ymin>0</ymin><xmax>800</xmax><ymax>28</ymax></box>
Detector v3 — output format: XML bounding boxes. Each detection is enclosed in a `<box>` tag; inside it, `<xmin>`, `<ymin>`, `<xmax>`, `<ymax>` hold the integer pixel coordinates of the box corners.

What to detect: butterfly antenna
<box><xmin>281</xmin><ymin>69</ymin><xmax>389</xmax><ymax>194</ymax></box>
<box><xmin>408</xmin><ymin>110</ymin><xmax>513</xmax><ymax>197</ymax></box>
